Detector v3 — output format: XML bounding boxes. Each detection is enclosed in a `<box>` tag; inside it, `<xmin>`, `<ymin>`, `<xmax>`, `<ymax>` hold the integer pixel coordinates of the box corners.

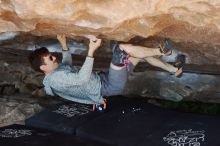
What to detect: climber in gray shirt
<box><xmin>29</xmin><ymin>35</ymin><xmax>185</xmax><ymax>106</ymax></box>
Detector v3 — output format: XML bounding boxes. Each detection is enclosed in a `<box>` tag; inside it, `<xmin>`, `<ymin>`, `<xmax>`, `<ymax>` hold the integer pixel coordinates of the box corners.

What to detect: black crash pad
<box><xmin>143</xmin><ymin>112</ymin><xmax>220</xmax><ymax>146</ymax></box>
<box><xmin>76</xmin><ymin>98</ymin><xmax>220</xmax><ymax>146</ymax></box>
<box><xmin>0</xmin><ymin>124</ymin><xmax>112</xmax><ymax>146</ymax></box>
<box><xmin>25</xmin><ymin>101</ymin><xmax>104</xmax><ymax>134</ymax></box>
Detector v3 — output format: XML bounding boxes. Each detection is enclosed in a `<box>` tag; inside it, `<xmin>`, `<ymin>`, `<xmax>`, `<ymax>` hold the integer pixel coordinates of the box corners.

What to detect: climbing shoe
<box><xmin>111</xmin><ymin>42</ymin><xmax>129</xmax><ymax>66</ymax></box>
<box><xmin>174</xmin><ymin>54</ymin><xmax>186</xmax><ymax>77</ymax></box>
<box><xmin>159</xmin><ymin>39</ymin><xmax>173</xmax><ymax>56</ymax></box>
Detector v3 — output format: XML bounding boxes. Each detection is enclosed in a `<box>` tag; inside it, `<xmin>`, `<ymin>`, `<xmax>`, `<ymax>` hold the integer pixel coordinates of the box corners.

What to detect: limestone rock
<box><xmin>0</xmin><ymin>95</ymin><xmax>42</xmax><ymax>127</ymax></box>
<box><xmin>0</xmin><ymin>60</ymin><xmax>43</xmax><ymax>95</ymax></box>
<box><xmin>124</xmin><ymin>71</ymin><xmax>220</xmax><ymax>103</ymax></box>
<box><xmin>0</xmin><ymin>0</ymin><xmax>220</xmax><ymax>45</ymax></box>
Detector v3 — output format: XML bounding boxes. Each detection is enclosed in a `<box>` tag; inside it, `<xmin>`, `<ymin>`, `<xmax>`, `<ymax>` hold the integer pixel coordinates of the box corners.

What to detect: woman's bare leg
<box><xmin>119</xmin><ymin>44</ymin><xmax>162</xmax><ymax>58</ymax></box>
<box><xmin>129</xmin><ymin>57</ymin><xmax>141</xmax><ymax>67</ymax></box>
<box><xmin>117</xmin><ymin>43</ymin><xmax>182</xmax><ymax>76</ymax></box>
<box><xmin>144</xmin><ymin>57</ymin><xmax>178</xmax><ymax>73</ymax></box>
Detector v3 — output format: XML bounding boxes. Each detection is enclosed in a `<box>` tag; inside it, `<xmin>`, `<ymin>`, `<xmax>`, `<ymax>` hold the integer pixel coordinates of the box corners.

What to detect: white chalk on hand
<box><xmin>84</xmin><ymin>35</ymin><xmax>97</xmax><ymax>42</ymax></box>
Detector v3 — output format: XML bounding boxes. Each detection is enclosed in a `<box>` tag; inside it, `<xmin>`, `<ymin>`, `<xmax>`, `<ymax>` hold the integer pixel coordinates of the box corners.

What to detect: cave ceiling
<box><xmin>0</xmin><ymin>0</ymin><xmax>220</xmax><ymax>64</ymax></box>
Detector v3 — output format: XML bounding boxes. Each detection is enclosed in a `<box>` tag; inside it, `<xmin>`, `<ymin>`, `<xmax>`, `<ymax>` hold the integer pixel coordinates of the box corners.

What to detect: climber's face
<box><xmin>40</xmin><ymin>54</ymin><xmax>58</xmax><ymax>74</ymax></box>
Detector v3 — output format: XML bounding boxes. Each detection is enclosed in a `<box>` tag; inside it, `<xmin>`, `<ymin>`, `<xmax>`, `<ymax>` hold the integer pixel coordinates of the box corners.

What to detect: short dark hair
<box><xmin>28</xmin><ymin>47</ymin><xmax>50</xmax><ymax>72</ymax></box>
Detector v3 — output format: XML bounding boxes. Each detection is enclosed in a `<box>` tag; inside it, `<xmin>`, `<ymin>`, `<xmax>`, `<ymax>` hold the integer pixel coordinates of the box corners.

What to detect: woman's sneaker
<box><xmin>159</xmin><ymin>39</ymin><xmax>173</xmax><ymax>56</ymax></box>
<box><xmin>111</xmin><ymin>42</ymin><xmax>129</xmax><ymax>66</ymax></box>
<box><xmin>174</xmin><ymin>54</ymin><xmax>186</xmax><ymax>77</ymax></box>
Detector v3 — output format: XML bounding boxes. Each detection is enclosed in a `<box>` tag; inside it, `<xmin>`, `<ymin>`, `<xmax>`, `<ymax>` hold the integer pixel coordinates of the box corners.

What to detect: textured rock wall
<box><xmin>0</xmin><ymin>0</ymin><xmax>220</xmax><ymax>45</ymax></box>
<box><xmin>1</xmin><ymin>1</ymin><xmax>220</xmax><ymax>126</ymax></box>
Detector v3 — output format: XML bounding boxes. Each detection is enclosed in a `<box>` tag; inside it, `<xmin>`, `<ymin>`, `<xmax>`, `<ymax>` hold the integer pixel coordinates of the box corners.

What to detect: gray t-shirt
<box><xmin>43</xmin><ymin>50</ymin><xmax>104</xmax><ymax>104</ymax></box>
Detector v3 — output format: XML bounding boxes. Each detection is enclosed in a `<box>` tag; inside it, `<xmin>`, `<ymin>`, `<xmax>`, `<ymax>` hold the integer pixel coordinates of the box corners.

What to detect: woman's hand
<box><xmin>57</xmin><ymin>34</ymin><xmax>68</xmax><ymax>51</ymax></box>
<box><xmin>88</xmin><ymin>38</ymin><xmax>102</xmax><ymax>57</ymax></box>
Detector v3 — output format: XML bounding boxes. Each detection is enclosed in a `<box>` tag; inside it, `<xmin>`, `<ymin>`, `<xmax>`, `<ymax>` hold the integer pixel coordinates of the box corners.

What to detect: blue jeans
<box><xmin>99</xmin><ymin>63</ymin><xmax>134</xmax><ymax>96</ymax></box>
